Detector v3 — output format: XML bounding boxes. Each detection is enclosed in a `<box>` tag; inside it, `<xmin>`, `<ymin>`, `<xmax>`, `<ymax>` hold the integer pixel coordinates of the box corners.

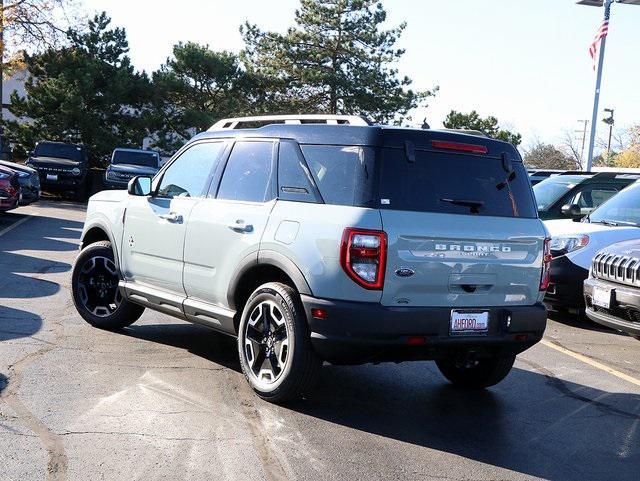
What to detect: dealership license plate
<box><xmin>450</xmin><ymin>310</ymin><xmax>489</xmax><ymax>334</ymax></box>
<box><xmin>592</xmin><ymin>286</ymin><xmax>612</xmax><ymax>309</ymax></box>
<box><xmin>46</xmin><ymin>174</ymin><xmax>58</xmax><ymax>181</ymax></box>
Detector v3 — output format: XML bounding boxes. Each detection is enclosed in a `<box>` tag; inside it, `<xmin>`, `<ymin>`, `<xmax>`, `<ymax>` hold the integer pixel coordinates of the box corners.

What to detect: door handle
<box><xmin>227</xmin><ymin>220</ymin><xmax>253</xmax><ymax>233</ymax></box>
<box><xmin>158</xmin><ymin>212</ymin><xmax>183</xmax><ymax>223</ymax></box>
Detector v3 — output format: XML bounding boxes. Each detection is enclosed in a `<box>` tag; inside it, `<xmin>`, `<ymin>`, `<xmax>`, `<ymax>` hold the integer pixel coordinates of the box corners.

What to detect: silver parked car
<box><xmin>71</xmin><ymin>115</ymin><xmax>549</xmax><ymax>403</ymax></box>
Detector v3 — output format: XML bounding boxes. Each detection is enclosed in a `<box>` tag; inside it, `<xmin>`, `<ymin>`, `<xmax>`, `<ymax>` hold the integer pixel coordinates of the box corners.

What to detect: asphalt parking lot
<box><xmin>1</xmin><ymin>202</ymin><xmax>639</xmax><ymax>481</ymax></box>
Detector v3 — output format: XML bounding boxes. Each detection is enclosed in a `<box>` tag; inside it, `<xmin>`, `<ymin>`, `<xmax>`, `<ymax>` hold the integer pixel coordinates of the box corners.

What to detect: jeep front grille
<box><xmin>592</xmin><ymin>252</ymin><xmax>640</xmax><ymax>286</ymax></box>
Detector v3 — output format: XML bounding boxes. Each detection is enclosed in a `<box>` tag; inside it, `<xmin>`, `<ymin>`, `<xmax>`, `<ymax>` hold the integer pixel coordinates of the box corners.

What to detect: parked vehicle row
<box><xmin>541</xmin><ymin>180</ymin><xmax>640</xmax><ymax>339</ymax></box>
<box><xmin>8</xmin><ymin>141</ymin><xmax>162</xmax><ymax>202</ymax></box>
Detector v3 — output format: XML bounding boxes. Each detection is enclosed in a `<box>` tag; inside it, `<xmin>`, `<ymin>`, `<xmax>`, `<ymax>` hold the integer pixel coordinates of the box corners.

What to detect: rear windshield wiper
<box><xmin>440</xmin><ymin>198</ymin><xmax>484</xmax><ymax>214</ymax></box>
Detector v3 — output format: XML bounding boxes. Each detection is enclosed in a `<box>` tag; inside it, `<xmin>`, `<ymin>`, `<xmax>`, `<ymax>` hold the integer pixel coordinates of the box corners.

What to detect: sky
<box><xmin>82</xmin><ymin>0</ymin><xmax>640</xmax><ymax>151</ymax></box>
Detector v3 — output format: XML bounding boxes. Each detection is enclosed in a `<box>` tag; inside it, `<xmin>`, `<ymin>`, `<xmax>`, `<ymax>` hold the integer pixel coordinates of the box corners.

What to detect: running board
<box><xmin>119</xmin><ymin>281</ymin><xmax>236</xmax><ymax>335</ymax></box>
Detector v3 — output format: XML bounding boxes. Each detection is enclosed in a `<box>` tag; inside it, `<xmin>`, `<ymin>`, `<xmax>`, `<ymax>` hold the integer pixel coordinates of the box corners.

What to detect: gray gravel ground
<box><xmin>1</xmin><ymin>201</ymin><xmax>639</xmax><ymax>481</ymax></box>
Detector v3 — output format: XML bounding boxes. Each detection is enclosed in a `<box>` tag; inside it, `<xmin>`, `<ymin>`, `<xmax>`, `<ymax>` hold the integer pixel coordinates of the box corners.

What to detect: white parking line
<box><xmin>0</xmin><ymin>215</ymin><xmax>31</xmax><ymax>238</ymax></box>
<box><xmin>541</xmin><ymin>339</ymin><xmax>640</xmax><ymax>388</ymax></box>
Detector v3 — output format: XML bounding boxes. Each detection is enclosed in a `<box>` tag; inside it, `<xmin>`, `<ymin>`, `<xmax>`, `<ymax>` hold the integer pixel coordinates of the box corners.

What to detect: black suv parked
<box><xmin>533</xmin><ymin>172</ymin><xmax>639</xmax><ymax>220</ymax></box>
<box><xmin>104</xmin><ymin>148</ymin><xmax>161</xmax><ymax>189</ymax></box>
<box><xmin>585</xmin><ymin>239</ymin><xmax>640</xmax><ymax>339</ymax></box>
<box><xmin>27</xmin><ymin>141</ymin><xmax>90</xmax><ymax>200</ymax></box>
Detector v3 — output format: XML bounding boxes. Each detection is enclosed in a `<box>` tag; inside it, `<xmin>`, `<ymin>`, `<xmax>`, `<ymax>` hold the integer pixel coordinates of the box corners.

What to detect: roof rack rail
<box><xmin>208</xmin><ymin>114</ymin><xmax>372</xmax><ymax>131</ymax></box>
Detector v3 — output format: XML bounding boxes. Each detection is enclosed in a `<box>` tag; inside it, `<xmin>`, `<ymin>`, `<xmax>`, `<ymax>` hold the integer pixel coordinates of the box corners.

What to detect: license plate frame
<box><xmin>592</xmin><ymin>286</ymin><xmax>612</xmax><ymax>309</ymax></box>
<box><xmin>450</xmin><ymin>310</ymin><xmax>490</xmax><ymax>335</ymax></box>
<box><xmin>46</xmin><ymin>174</ymin><xmax>58</xmax><ymax>181</ymax></box>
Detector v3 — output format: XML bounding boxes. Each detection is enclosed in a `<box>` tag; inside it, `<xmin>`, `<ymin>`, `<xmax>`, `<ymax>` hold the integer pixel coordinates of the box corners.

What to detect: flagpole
<box><xmin>586</xmin><ymin>0</ymin><xmax>612</xmax><ymax>172</ymax></box>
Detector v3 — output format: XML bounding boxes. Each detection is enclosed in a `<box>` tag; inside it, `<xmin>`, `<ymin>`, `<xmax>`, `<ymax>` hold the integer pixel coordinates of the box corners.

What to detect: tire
<box><xmin>237</xmin><ymin>282</ymin><xmax>321</xmax><ymax>403</ymax></box>
<box><xmin>436</xmin><ymin>355</ymin><xmax>515</xmax><ymax>389</ymax></box>
<box><xmin>71</xmin><ymin>241</ymin><xmax>144</xmax><ymax>330</ymax></box>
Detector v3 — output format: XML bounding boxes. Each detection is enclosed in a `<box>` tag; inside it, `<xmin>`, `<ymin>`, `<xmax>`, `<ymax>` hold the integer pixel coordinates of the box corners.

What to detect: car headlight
<box><xmin>71</xmin><ymin>167</ymin><xmax>81</xmax><ymax>176</ymax></box>
<box><xmin>550</xmin><ymin>235</ymin><xmax>590</xmax><ymax>256</ymax></box>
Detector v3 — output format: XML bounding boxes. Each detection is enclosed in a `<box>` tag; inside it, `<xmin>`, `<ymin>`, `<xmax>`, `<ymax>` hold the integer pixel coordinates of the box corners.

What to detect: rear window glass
<box><xmin>300</xmin><ymin>145</ymin><xmax>375</xmax><ymax>207</ymax></box>
<box><xmin>112</xmin><ymin>150</ymin><xmax>158</xmax><ymax>168</ymax></box>
<box><xmin>34</xmin><ymin>143</ymin><xmax>83</xmax><ymax>162</ymax></box>
<box><xmin>379</xmin><ymin>148</ymin><xmax>536</xmax><ymax>218</ymax></box>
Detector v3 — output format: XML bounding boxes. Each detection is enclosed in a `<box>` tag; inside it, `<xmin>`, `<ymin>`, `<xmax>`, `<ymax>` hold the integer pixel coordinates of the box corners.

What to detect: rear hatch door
<box><xmin>378</xmin><ymin>143</ymin><xmax>546</xmax><ymax>308</ymax></box>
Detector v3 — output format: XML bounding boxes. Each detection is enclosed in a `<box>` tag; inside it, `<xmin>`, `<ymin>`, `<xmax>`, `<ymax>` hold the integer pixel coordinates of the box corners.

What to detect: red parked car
<box><xmin>0</xmin><ymin>165</ymin><xmax>20</xmax><ymax>212</ymax></box>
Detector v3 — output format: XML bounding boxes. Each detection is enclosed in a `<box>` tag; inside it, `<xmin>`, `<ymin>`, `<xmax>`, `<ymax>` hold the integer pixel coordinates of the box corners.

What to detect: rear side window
<box><xmin>217</xmin><ymin>141</ymin><xmax>275</xmax><ymax>202</ymax></box>
<box><xmin>379</xmin><ymin>148</ymin><xmax>536</xmax><ymax>218</ymax></box>
<box><xmin>278</xmin><ymin>141</ymin><xmax>321</xmax><ymax>203</ymax></box>
<box><xmin>300</xmin><ymin>145</ymin><xmax>375</xmax><ymax>207</ymax></box>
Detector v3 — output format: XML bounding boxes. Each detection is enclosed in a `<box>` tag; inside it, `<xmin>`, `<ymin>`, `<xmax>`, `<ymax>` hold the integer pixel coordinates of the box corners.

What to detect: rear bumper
<box><xmin>0</xmin><ymin>196</ymin><xmax>19</xmax><ymax>211</ymax></box>
<box><xmin>584</xmin><ymin>278</ymin><xmax>640</xmax><ymax>337</ymax></box>
<box><xmin>301</xmin><ymin>295</ymin><xmax>547</xmax><ymax>364</ymax></box>
<box><xmin>544</xmin><ymin>255</ymin><xmax>589</xmax><ymax>309</ymax></box>
<box><xmin>39</xmin><ymin>173</ymin><xmax>86</xmax><ymax>191</ymax></box>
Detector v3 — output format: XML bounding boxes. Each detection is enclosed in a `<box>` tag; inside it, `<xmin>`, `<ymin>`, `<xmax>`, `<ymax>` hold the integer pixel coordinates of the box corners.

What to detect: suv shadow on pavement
<box><xmin>118</xmin><ymin>321</ymin><xmax>639</xmax><ymax>481</ymax></box>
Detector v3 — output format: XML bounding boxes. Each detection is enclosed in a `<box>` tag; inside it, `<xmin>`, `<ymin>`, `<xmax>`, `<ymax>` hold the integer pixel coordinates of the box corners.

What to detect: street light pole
<box><xmin>603</xmin><ymin>108</ymin><xmax>615</xmax><ymax>156</ymax></box>
<box><xmin>586</xmin><ymin>0</ymin><xmax>612</xmax><ymax>172</ymax></box>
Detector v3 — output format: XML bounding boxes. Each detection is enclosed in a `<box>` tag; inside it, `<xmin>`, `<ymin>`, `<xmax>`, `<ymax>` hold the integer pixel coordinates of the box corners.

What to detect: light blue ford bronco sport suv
<box><xmin>72</xmin><ymin>115</ymin><xmax>549</xmax><ymax>403</ymax></box>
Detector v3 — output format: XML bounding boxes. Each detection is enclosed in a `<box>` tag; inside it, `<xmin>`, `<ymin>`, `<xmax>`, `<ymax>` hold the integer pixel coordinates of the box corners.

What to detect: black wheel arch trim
<box><xmin>226</xmin><ymin>250</ymin><xmax>312</xmax><ymax>311</ymax></box>
<box><xmin>258</xmin><ymin>250</ymin><xmax>312</xmax><ymax>296</ymax></box>
<box><xmin>80</xmin><ymin>221</ymin><xmax>121</xmax><ymax>276</ymax></box>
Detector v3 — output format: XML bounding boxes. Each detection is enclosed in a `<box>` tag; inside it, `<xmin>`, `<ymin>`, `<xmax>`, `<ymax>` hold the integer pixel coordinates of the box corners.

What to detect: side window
<box><xmin>300</xmin><ymin>145</ymin><xmax>375</xmax><ymax>207</ymax></box>
<box><xmin>278</xmin><ymin>141</ymin><xmax>321</xmax><ymax>203</ymax></box>
<box><xmin>217</xmin><ymin>141</ymin><xmax>275</xmax><ymax>202</ymax></box>
<box><xmin>570</xmin><ymin>187</ymin><xmax>617</xmax><ymax>213</ymax></box>
<box><xmin>157</xmin><ymin>142</ymin><xmax>224</xmax><ymax>199</ymax></box>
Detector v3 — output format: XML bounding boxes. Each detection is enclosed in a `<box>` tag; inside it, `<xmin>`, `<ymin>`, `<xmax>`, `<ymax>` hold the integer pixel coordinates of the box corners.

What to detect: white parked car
<box><xmin>544</xmin><ymin>181</ymin><xmax>640</xmax><ymax>312</ymax></box>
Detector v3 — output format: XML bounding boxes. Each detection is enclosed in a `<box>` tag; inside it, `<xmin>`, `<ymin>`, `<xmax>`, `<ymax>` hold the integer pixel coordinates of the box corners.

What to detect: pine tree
<box><xmin>241</xmin><ymin>0</ymin><xmax>432</xmax><ymax>123</ymax></box>
<box><xmin>4</xmin><ymin>13</ymin><xmax>152</xmax><ymax>166</ymax></box>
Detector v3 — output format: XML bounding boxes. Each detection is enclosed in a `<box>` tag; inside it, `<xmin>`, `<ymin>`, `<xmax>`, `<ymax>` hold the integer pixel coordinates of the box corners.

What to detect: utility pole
<box><xmin>576</xmin><ymin>119</ymin><xmax>589</xmax><ymax>167</ymax></box>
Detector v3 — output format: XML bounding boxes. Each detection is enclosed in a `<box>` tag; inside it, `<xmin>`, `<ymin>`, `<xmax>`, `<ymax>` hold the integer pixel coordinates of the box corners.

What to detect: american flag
<box><xmin>589</xmin><ymin>2</ymin><xmax>611</xmax><ymax>70</ymax></box>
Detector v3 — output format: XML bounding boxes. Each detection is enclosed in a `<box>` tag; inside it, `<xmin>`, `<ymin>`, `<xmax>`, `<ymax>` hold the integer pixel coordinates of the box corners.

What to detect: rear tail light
<box><xmin>540</xmin><ymin>238</ymin><xmax>552</xmax><ymax>291</ymax></box>
<box><xmin>431</xmin><ymin>140</ymin><xmax>488</xmax><ymax>154</ymax></box>
<box><xmin>340</xmin><ymin>228</ymin><xmax>387</xmax><ymax>290</ymax></box>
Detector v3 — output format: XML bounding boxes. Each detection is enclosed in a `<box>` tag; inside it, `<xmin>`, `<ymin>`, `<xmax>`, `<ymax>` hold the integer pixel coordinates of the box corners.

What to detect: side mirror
<box><xmin>561</xmin><ymin>204</ymin><xmax>582</xmax><ymax>217</ymax></box>
<box><xmin>128</xmin><ymin>176</ymin><xmax>152</xmax><ymax>196</ymax></box>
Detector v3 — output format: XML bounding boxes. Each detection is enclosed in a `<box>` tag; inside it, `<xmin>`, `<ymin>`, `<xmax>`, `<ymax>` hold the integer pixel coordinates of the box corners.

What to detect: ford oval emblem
<box><xmin>395</xmin><ymin>268</ymin><xmax>415</xmax><ymax>278</ymax></box>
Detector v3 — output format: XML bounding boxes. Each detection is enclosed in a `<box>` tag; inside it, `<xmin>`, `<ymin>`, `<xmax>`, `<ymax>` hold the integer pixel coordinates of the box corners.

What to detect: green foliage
<box><xmin>4</xmin><ymin>13</ymin><xmax>153</xmax><ymax>166</ymax></box>
<box><xmin>523</xmin><ymin>143</ymin><xmax>578</xmax><ymax>170</ymax></box>
<box><xmin>240</xmin><ymin>0</ymin><xmax>433</xmax><ymax>124</ymax></box>
<box><xmin>150</xmin><ymin>42</ymin><xmax>257</xmax><ymax>153</ymax></box>
<box><xmin>443</xmin><ymin>110</ymin><xmax>522</xmax><ymax>147</ymax></box>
